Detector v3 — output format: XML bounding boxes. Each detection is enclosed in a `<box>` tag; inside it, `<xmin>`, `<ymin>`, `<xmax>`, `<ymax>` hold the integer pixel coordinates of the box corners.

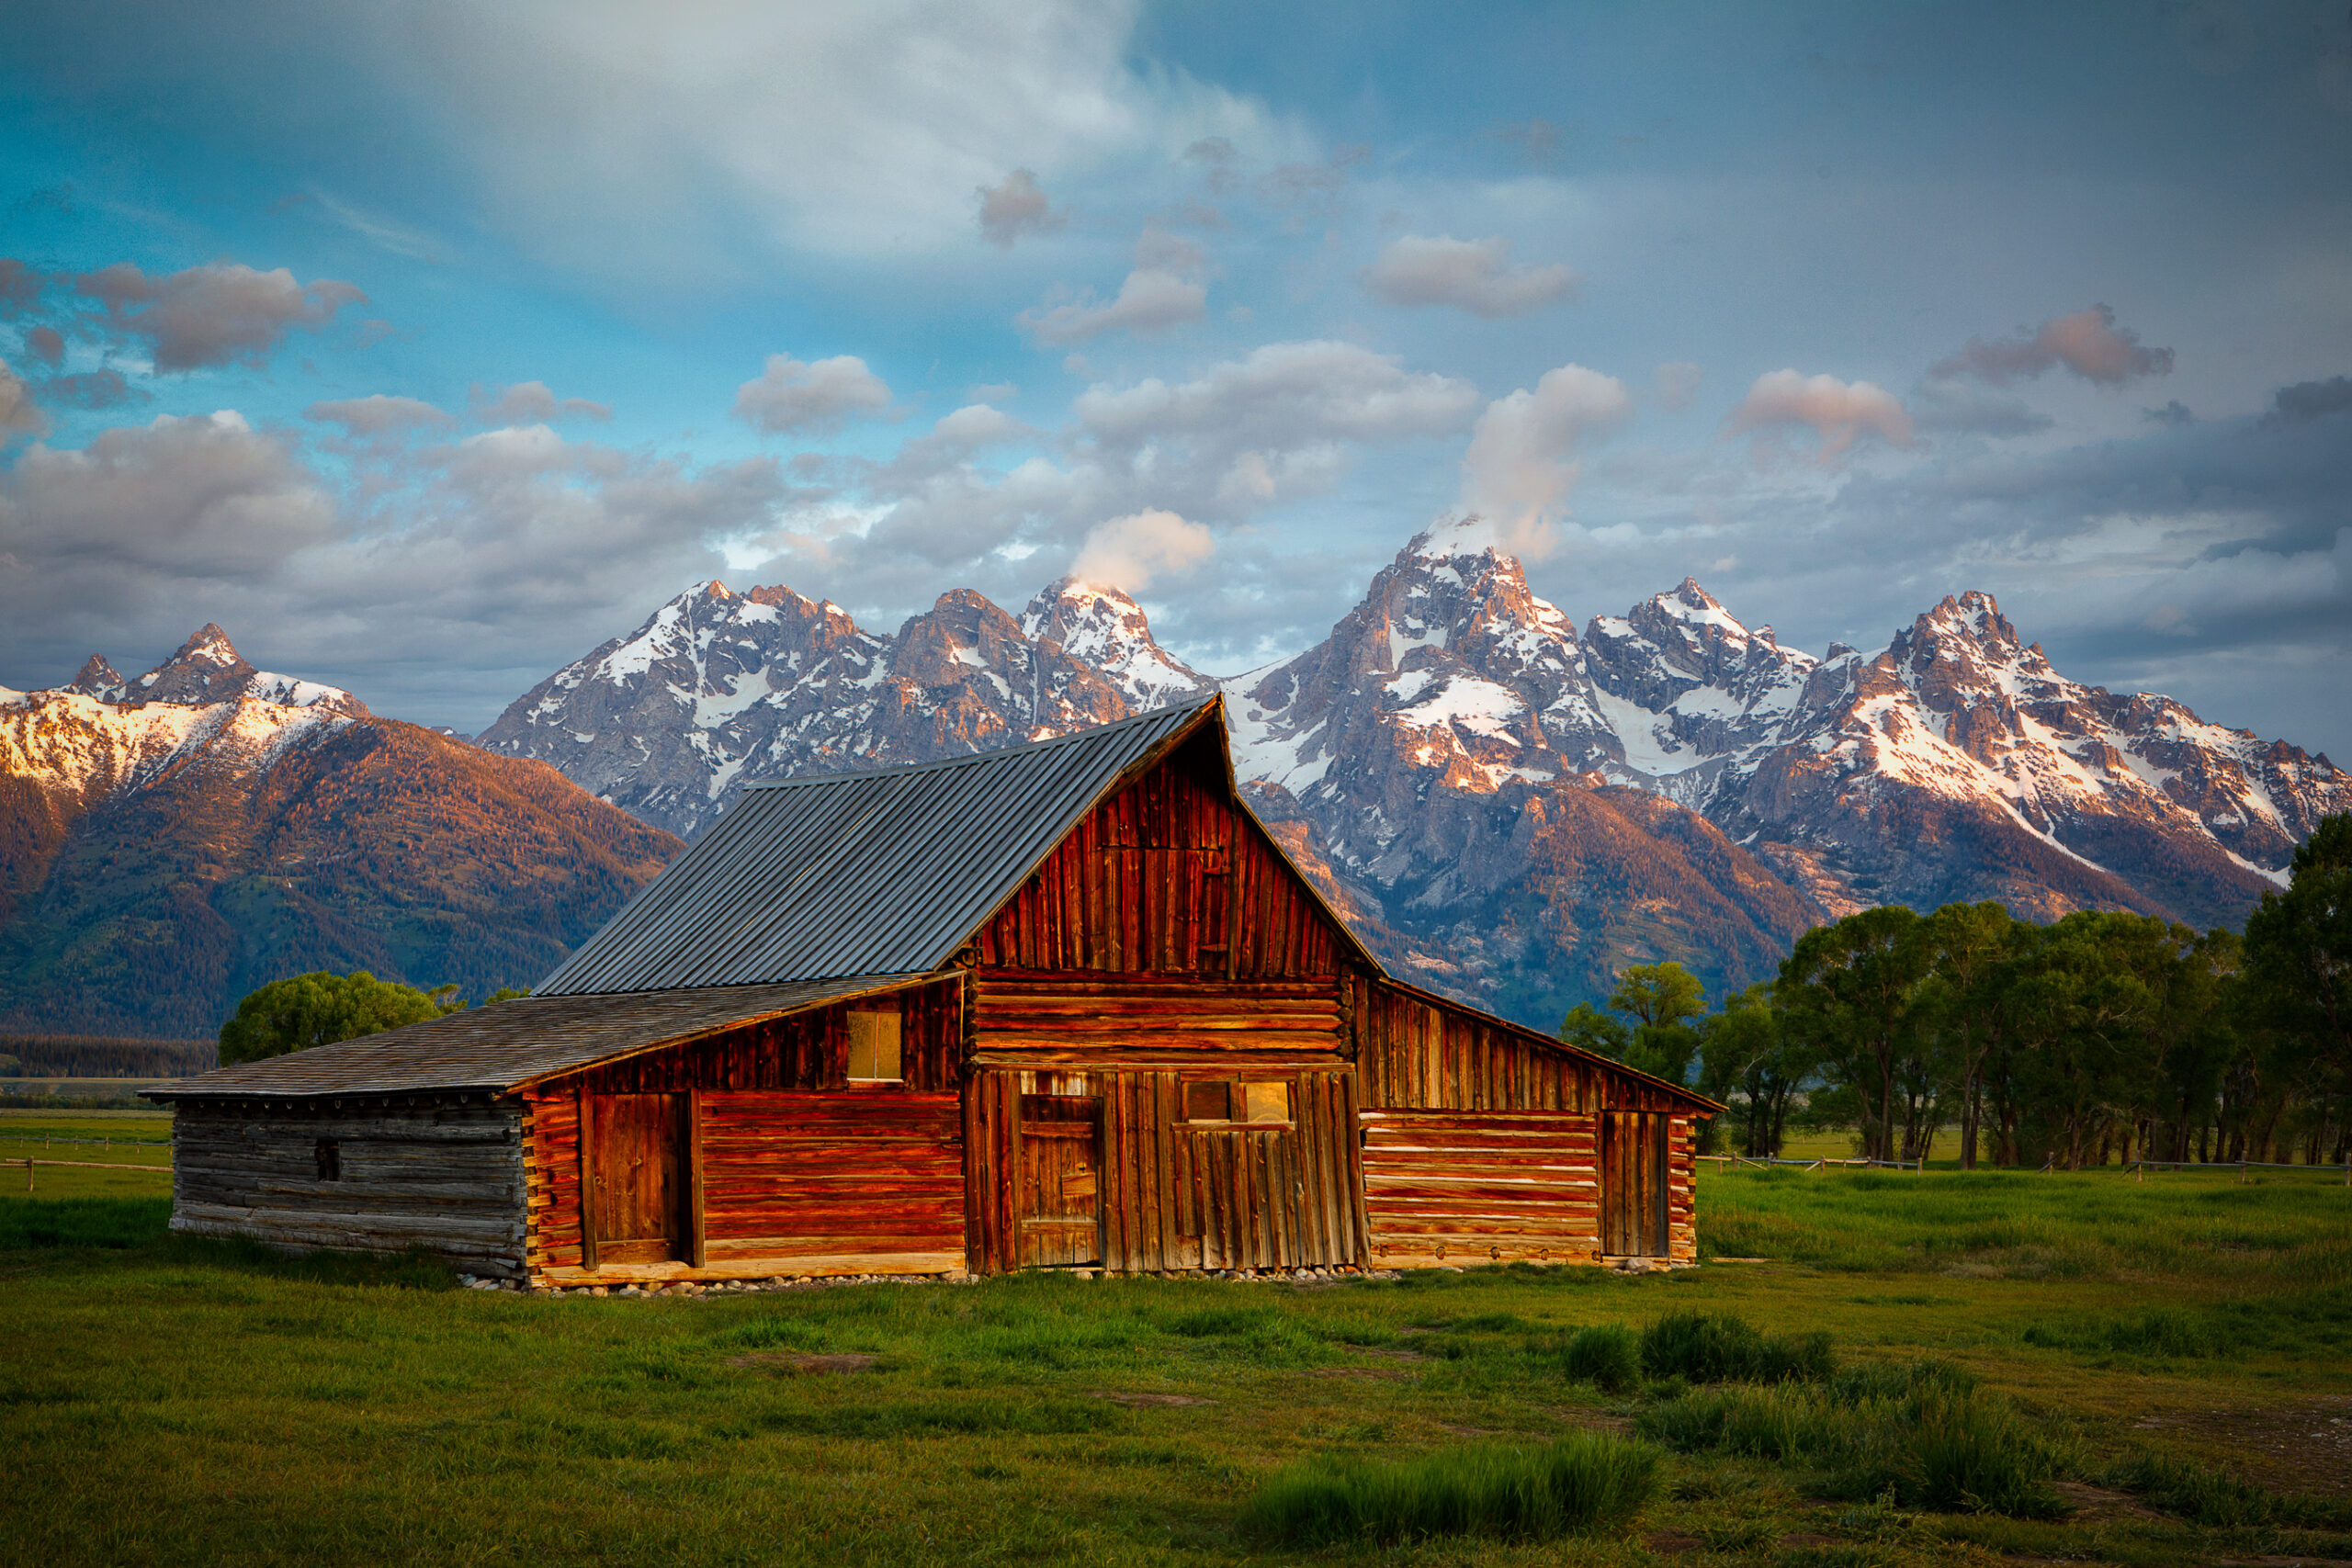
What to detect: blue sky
<box><xmin>2</xmin><ymin>0</ymin><xmax>2347</xmax><ymax>758</ymax></box>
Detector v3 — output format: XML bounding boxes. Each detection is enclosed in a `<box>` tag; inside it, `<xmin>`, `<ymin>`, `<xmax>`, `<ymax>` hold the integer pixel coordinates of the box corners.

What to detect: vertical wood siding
<box><xmin>963</xmin><ymin>1065</ymin><xmax>1360</xmax><ymax>1274</ymax></box>
<box><xmin>977</xmin><ymin>754</ymin><xmax>1348</xmax><ymax>978</ymax></box>
<box><xmin>171</xmin><ymin>1100</ymin><xmax>526</xmax><ymax>1276</ymax></box>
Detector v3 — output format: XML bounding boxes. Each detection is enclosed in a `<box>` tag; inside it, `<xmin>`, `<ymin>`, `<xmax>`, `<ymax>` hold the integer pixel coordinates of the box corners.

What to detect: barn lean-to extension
<box><xmin>151</xmin><ymin>697</ymin><xmax>1714</xmax><ymax>1282</ymax></box>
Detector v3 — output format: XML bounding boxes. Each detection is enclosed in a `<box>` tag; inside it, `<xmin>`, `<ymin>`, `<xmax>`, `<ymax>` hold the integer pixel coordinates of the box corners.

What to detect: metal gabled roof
<box><xmin>146</xmin><ymin>976</ymin><xmax>928</xmax><ymax>1101</ymax></box>
<box><xmin>536</xmin><ymin>699</ymin><xmax>1223</xmax><ymax>996</ymax></box>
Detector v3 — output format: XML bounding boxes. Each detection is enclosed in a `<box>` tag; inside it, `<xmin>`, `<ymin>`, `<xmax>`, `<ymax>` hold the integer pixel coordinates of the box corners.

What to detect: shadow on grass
<box><xmin>1</xmin><ymin>1194</ymin><xmax>454</xmax><ymax>1291</ymax></box>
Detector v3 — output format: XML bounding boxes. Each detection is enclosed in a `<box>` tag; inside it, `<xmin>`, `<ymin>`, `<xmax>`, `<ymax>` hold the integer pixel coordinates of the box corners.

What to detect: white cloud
<box><xmin>471</xmin><ymin>381</ymin><xmax>612</xmax><ymax>425</ymax></box>
<box><xmin>1455</xmin><ymin>365</ymin><xmax>1632</xmax><ymax>558</ymax></box>
<box><xmin>304</xmin><ymin>394</ymin><xmax>455</xmax><ymax>438</ymax></box>
<box><xmin>1361</xmin><ymin>233</ymin><xmax>1577</xmax><ymax>318</ymax></box>
<box><xmin>976</xmin><ymin>168</ymin><xmax>1065</xmax><ymax>246</ymax></box>
<box><xmin>0</xmin><ymin>364</ymin><xmax>47</xmax><ymax>439</ymax></box>
<box><xmin>389</xmin><ymin>0</ymin><xmax>1284</xmax><ymax>267</ymax></box>
<box><xmin>72</xmin><ymin>262</ymin><xmax>366</xmax><ymax>371</ymax></box>
<box><xmin>1069</xmin><ymin>508</ymin><xmax>1215</xmax><ymax>591</ymax></box>
<box><xmin>1727</xmin><ymin>369</ymin><xmax>1914</xmax><ymax>460</ymax></box>
<box><xmin>1932</xmin><ymin>304</ymin><xmax>2174</xmax><ymax>387</ymax></box>
<box><xmin>1018</xmin><ymin>267</ymin><xmax>1207</xmax><ymax>344</ymax></box>
<box><xmin>929</xmin><ymin>404</ymin><xmax>1026</xmax><ymax>447</ymax></box>
<box><xmin>733</xmin><ymin>354</ymin><xmax>893</xmax><ymax>434</ymax></box>
<box><xmin>1076</xmin><ymin>339</ymin><xmax>1477</xmax><ymax>450</ymax></box>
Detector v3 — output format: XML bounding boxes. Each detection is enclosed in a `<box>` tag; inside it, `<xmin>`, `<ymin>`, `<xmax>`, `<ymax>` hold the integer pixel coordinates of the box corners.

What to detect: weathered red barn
<box><xmin>153</xmin><ymin>698</ymin><xmax>1714</xmax><ymax>1282</ymax></box>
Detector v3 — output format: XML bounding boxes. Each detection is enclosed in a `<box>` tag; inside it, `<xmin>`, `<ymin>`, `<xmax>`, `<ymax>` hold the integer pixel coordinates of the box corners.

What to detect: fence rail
<box><xmin>16</xmin><ymin>1156</ymin><xmax>172</xmax><ymax>1190</ymax></box>
<box><xmin>1704</xmin><ymin>1152</ymin><xmax>2349</xmax><ymax>1182</ymax></box>
<box><xmin>0</xmin><ymin>1133</ymin><xmax>170</xmax><ymax>1150</ymax></box>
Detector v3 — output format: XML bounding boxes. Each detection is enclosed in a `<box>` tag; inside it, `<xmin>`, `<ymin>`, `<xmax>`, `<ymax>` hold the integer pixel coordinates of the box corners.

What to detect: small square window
<box><xmin>313</xmin><ymin>1138</ymin><xmax>341</xmax><ymax>1180</ymax></box>
<box><xmin>1185</xmin><ymin>1081</ymin><xmax>1232</xmax><ymax>1122</ymax></box>
<box><xmin>1241</xmin><ymin>1082</ymin><xmax>1290</xmax><ymax>1124</ymax></box>
<box><xmin>846</xmin><ymin>1010</ymin><xmax>903</xmax><ymax>1082</ymax></box>
<box><xmin>1182</xmin><ymin>1081</ymin><xmax>1291</xmax><ymax>1125</ymax></box>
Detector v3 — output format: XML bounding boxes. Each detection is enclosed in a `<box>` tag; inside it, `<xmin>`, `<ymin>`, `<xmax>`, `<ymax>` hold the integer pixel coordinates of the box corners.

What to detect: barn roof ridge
<box><xmin>741</xmin><ymin>697</ymin><xmax>1220</xmax><ymax>791</ymax></box>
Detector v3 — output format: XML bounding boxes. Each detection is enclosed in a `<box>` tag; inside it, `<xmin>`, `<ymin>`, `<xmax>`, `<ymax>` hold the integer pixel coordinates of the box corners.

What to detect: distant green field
<box><xmin>3</xmin><ymin>1159</ymin><xmax>2346</xmax><ymax>1566</ymax></box>
<box><xmin>0</xmin><ymin>1111</ymin><xmax>172</xmax><ymax>1199</ymax></box>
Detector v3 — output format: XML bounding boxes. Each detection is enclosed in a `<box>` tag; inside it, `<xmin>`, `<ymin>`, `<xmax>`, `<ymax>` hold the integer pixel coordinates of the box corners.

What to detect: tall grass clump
<box><xmin>1640</xmin><ymin>1310</ymin><xmax>1836</xmax><ymax>1383</ymax></box>
<box><xmin>1636</xmin><ymin>1360</ymin><xmax>2062</xmax><ymax>1518</ymax></box>
<box><xmin>1559</xmin><ymin>1324</ymin><xmax>1641</xmax><ymax>1393</ymax></box>
<box><xmin>1240</xmin><ymin>1434</ymin><xmax>1659</xmax><ymax>1546</ymax></box>
<box><xmin>2100</xmin><ymin>1450</ymin><xmax>2352</xmax><ymax>1530</ymax></box>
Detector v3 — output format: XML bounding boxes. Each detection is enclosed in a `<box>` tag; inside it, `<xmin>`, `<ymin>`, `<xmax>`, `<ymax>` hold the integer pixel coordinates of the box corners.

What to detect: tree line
<box><xmin>1564</xmin><ymin>815</ymin><xmax>2352</xmax><ymax>1170</ymax></box>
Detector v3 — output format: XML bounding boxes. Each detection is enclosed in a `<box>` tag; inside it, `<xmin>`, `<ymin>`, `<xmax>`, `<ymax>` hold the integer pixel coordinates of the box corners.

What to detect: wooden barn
<box><xmin>151</xmin><ymin>697</ymin><xmax>1716</xmax><ymax>1284</ymax></box>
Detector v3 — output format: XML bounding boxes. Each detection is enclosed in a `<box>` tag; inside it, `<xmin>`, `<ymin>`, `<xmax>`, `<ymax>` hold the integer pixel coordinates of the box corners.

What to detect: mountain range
<box><xmin>477</xmin><ymin>521</ymin><xmax>2349</xmax><ymax>1023</ymax></box>
<box><xmin>0</xmin><ymin>628</ymin><xmax>679</xmax><ymax>1036</ymax></box>
<box><xmin>5</xmin><ymin>521</ymin><xmax>2343</xmax><ymax>1037</ymax></box>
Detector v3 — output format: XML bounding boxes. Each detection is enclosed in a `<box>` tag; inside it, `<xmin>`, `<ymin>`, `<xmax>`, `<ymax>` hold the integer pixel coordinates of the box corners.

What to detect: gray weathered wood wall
<box><xmin>170</xmin><ymin>1099</ymin><xmax>527</xmax><ymax>1277</ymax></box>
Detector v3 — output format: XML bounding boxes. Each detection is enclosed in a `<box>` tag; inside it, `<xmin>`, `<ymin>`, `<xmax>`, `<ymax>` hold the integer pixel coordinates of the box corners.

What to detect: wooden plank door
<box><xmin>591</xmin><ymin>1093</ymin><xmax>686</xmax><ymax>1265</ymax></box>
<box><xmin>1018</xmin><ymin>1094</ymin><xmax>1101</xmax><ymax>1267</ymax></box>
<box><xmin>1600</xmin><ymin>1111</ymin><xmax>1668</xmax><ymax>1258</ymax></box>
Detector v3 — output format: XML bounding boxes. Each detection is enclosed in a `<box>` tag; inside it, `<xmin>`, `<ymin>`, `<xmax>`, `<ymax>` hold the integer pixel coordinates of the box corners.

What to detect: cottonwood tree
<box><xmin>218</xmin><ymin>971</ymin><xmax>464</xmax><ymax>1065</ymax></box>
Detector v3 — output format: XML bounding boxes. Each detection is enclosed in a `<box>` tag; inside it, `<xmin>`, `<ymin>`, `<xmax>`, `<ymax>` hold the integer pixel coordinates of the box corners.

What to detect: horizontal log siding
<box><xmin>964</xmin><ymin>1063</ymin><xmax>1361</xmax><ymax>1275</ymax></box>
<box><xmin>171</xmin><ymin>1100</ymin><xmax>526</xmax><ymax>1276</ymax></box>
<box><xmin>1361</xmin><ymin>1110</ymin><xmax>1599</xmax><ymax>1267</ymax></box>
<box><xmin>977</xmin><ymin>758</ymin><xmax>1347</xmax><ymax>979</ymax></box>
<box><xmin>701</xmin><ymin>1091</ymin><xmax>962</xmax><ymax>1260</ymax></box>
<box><xmin>523</xmin><ymin>979</ymin><xmax>965</xmax><ymax>1280</ymax></box>
<box><xmin>1667</xmin><ymin>1114</ymin><xmax>1698</xmax><ymax>1261</ymax></box>
<box><xmin>1354</xmin><ymin>977</ymin><xmax>1708</xmax><ymax>1268</ymax></box>
<box><xmin>970</xmin><ymin>971</ymin><xmax>1343</xmax><ymax>1060</ymax></box>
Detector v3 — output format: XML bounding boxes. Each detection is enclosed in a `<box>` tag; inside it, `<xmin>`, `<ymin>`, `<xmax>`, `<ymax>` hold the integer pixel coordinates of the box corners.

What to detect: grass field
<box><xmin>4</xmin><ymin>1162</ymin><xmax>2346</xmax><ymax>1566</ymax></box>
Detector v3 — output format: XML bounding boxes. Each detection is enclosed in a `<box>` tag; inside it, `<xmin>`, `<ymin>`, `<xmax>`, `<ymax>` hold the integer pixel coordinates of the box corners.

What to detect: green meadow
<box><xmin>3</xmin><ymin>1156</ymin><xmax>2347</xmax><ymax>1566</ymax></box>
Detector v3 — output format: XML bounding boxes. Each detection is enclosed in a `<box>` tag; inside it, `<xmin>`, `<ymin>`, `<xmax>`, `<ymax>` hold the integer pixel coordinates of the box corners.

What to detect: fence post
<box><xmin>23</xmin><ymin>1156</ymin><xmax>30</xmax><ymax>1192</ymax></box>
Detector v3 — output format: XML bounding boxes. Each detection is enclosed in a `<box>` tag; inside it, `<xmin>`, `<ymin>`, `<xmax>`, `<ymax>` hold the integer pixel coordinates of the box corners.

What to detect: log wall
<box><xmin>522</xmin><ymin>979</ymin><xmax>967</xmax><ymax>1281</ymax></box>
<box><xmin>976</xmin><ymin>747</ymin><xmax>1349</xmax><ymax>978</ymax></box>
<box><xmin>1355</xmin><ymin>978</ymin><xmax>1705</xmax><ymax>1266</ymax></box>
<box><xmin>170</xmin><ymin>1099</ymin><xmax>526</xmax><ymax>1276</ymax></box>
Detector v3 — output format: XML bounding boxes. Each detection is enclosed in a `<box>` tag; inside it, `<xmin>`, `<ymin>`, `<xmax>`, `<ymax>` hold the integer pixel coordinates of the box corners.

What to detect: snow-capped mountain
<box><xmin>1</xmin><ymin>625</ymin><xmax>372</xmax><ymax>817</ymax></box>
<box><xmin>481</xmin><ymin>519</ymin><xmax>2346</xmax><ymax>1021</ymax></box>
<box><xmin>478</xmin><ymin>577</ymin><xmax>1214</xmax><ymax>840</ymax></box>
<box><xmin>0</xmin><ymin>628</ymin><xmax>676</xmax><ymax>1035</ymax></box>
<box><xmin>1230</xmin><ymin>523</ymin><xmax>2347</xmax><ymax>933</ymax></box>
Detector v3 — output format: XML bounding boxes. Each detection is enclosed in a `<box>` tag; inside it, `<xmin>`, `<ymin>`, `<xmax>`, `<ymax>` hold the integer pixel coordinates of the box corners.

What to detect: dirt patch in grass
<box><xmin>2050</xmin><ymin>1481</ymin><xmax>2163</xmax><ymax>1520</ymax></box>
<box><xmin>725</xmin><ymin>1351</ymin><xmax>879</xmax><ymax>1375</ymax></box>
<box><xmin>2133</xmin><ymin>1394</ymin><xmax>2352</xmax><ymax>1496</ymax></box>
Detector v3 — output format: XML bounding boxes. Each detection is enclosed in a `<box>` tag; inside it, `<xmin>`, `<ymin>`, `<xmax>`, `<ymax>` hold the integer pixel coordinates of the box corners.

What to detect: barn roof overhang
<box><xmin>144</xmin><ymin>974</ymin><xmax>942</xmax><ymax>1104</ymax></box>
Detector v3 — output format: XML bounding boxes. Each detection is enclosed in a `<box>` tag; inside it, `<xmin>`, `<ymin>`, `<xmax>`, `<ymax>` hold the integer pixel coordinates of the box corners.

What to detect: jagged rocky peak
<box><xmin>68</xmin><ymin>655</ymin><xmax>128</xmax><ymax>702</ymax></box>
<box><xmin>83</xmin><ymin>626</ymin><xmax>370</xmax><ymax>716</ymax></box>
<box><xmin>135</xmin><ymin>624</ymin><xmax>260</xmax><ymax>705</ymax></box>
<box><xmin>1020</xmin><ymin>576</ymin><xmax>1214</xmax><ymax>711</ymax></box>
<box><xmin>1581</xmin><ymin>581</ymin><xmax>1821</xmax><ymax>779</ymax></box>
<box><xmin>1886</xmin><ymin>590</ymin><xmax>2065</xmax><ymax>711</ymax></box>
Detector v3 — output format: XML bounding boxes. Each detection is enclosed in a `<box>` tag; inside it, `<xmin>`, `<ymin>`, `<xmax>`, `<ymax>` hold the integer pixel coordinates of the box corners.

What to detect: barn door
<box><xmin>1600</xmin><ymin>1111</ymin><xmax>1668</xmax><ymax>1258</ymax></box>
<box><xmin>1018</xmin><ymin>1093</ymin><xmax>1102</xmax><ymax>1267</ymax></box>
<box><xmin>590</xmin><ymin>1093</ymin><xmax>687</xmax><ymax>1265</ymax></box>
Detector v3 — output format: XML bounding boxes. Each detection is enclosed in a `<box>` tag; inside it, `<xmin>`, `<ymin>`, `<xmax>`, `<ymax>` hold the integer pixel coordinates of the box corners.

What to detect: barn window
<box><xmin>1182</xmin><ymin>1081</ymin><xmax>1290</xmax><ymax>1125</ymax></box>
<box><xmin>846</xmin><ymin>1010</ymin><xmax>903</xmax><ymax>1082</ymax></box>
<box><xmin>313</xmin><ymin>1138</ymin><xmax>342</xmax><ymax>1180</ymax></box>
